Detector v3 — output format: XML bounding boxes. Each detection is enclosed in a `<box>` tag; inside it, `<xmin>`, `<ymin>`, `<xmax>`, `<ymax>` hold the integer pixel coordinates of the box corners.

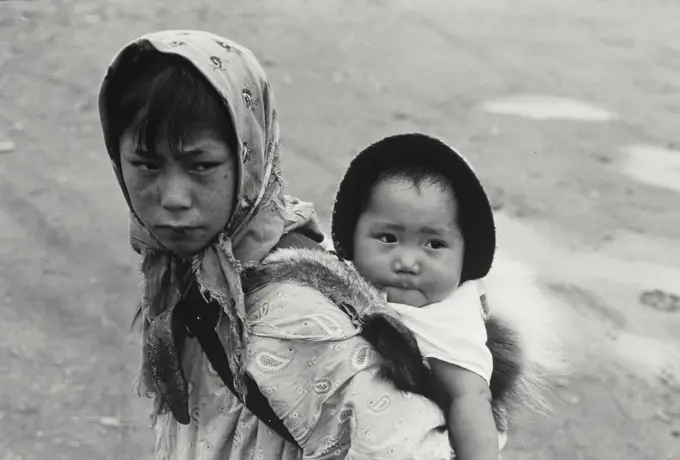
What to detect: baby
<box><xmin>331</xmin><ymin>133</ymin><xmax>501</xmax><ymax>460</ymax></box>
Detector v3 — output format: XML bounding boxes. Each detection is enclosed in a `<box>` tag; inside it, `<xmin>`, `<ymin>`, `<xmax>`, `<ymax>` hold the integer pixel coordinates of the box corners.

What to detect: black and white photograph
<box><xmin>0</xmin><ymin>1</ymin><xmax>678</xmax><ymax>459</ymax></box>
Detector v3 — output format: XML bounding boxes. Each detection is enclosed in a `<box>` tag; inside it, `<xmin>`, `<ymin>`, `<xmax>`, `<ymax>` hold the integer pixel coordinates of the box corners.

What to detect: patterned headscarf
<box><xmin>98</xmin><ymin>30</ymin><xmax>322</xmax><ymax>408</ymax></box>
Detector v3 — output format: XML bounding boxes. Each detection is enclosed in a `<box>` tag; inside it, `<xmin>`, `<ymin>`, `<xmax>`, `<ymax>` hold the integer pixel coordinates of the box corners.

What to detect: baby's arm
<box><xmin>429</xmin><ymin>358</ymin><xmax>499</xmax><ymax>460</ymax></box>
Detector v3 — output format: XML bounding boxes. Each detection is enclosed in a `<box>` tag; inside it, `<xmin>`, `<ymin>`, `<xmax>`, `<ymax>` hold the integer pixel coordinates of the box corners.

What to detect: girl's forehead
<box><xmin>129</xmin><ymin>122</ymin><xmax>228</xmax><ymax>145</ymax></box>
<box><xmin>124</xmin><ymin>127</ymin><xmax>227</xmax><ymax>151</ymax></box>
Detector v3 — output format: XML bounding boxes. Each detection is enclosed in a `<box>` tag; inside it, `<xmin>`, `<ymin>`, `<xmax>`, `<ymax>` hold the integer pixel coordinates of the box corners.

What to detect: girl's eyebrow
<box><xmin>132</xmin><ymin>147</ymin><xmax>210</xmax><ymax>158</ymax></box>
<box><xmin>180</xmin><ymin>149</ymin><xmax>209</xmax><ymax>157</ymax></box>
<box><xmin>179</xmin><ymin>140</ymin><xmax>223</xmax><ymax>156</ymax></box>
<box><xmin>133</xmin><ymin>147</ymin><xmax>156</xmax><ymax>158</ymax></box>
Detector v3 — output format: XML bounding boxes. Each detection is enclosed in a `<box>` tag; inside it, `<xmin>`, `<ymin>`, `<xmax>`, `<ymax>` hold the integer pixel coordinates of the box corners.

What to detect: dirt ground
<box><xmin>1</xmin><ymin>0</ymin><xmax>679</xmax><ymax>458</ymax></box>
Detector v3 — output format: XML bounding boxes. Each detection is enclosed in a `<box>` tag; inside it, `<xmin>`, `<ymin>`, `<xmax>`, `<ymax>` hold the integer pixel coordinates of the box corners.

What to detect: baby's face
<box><xmin>352</xmin><ymin>177</ymin><xmax>465</xmax><ymax>307</ymax></box>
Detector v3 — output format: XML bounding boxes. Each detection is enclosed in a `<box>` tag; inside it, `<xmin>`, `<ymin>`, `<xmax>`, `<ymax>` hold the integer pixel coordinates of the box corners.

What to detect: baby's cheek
<box><xmin>355</xmin><ymin>246</ymin><xmax>383</xmax><ymax>277</ymax></box>
<box><xmin>427</xmin><ymin>267</ymin><xmax>460</xmax><ymax>299</ymax></box>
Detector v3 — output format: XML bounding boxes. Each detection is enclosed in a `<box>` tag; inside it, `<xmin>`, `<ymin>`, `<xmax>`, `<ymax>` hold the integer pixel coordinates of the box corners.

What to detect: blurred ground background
<box><xmin>1</xmin><ymin>0</ymin><xmax>679</xmax><ymax>458</ymax></box>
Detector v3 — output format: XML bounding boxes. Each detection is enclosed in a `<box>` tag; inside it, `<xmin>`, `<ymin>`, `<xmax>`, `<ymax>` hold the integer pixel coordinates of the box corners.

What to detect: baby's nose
<box><xmin>393</xmin><ymin>253</ymin><xmax>421</xmax><ymax>275</ymax></box>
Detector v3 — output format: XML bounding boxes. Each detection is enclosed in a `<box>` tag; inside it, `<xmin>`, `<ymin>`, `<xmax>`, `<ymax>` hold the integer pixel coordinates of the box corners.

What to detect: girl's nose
<box><xmin>160</xmin><ymin>171</ymin><xmax>192</xmax><ymax>211</ymax></box>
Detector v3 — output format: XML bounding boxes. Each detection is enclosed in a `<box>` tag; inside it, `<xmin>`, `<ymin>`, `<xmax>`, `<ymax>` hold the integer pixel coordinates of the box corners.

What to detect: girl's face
<box><xmin>352</xmin><ymin>177</ymin><xmax>465</xmax><ymax>307</ymax></box>
<box><xmin>119</xmin><ymin>124</ymin><xmax>238</xmax><ymax>257</ymax></box>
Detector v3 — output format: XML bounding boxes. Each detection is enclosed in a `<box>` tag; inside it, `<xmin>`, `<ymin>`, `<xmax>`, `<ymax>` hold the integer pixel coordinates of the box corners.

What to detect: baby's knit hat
<box><xmin>331</xmin><ymin>133</ymin><xmax>496</xmax><ymax>283</ymax></box>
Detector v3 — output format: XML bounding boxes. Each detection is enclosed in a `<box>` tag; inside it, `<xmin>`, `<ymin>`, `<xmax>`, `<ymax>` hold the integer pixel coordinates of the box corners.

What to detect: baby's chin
<box><xmin>385</xmin><ymin>287</ymin><xmax>430</xmax><ymax>308</ymax></box>
<box><xmin>385</xmin><ymin>287</ymin><xmax>454</xmax><ymax>307</ymax></box>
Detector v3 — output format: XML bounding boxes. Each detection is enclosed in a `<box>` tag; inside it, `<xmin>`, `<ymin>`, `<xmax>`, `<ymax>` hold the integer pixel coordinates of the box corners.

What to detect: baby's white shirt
<box><xmin>387</xmin><ymin>281</ymin><xmax>493</xmax><ymax>384</ymax></box>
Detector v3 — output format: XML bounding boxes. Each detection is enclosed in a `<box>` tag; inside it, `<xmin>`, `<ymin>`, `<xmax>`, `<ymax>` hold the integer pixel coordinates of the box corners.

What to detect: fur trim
<box><xmin>246</xmin><ymin>247</ymin><xmax>568</xmax><ymax>431</ymax></box>
<box><xmin>245</xmin><ymin>248</ymin><xmax>388</xmax><ymax>322</ymax></box>
<box><xmin>483</xmin><ymin>253</ymin><xmax>570</xmax><ymax>416</ymax></box>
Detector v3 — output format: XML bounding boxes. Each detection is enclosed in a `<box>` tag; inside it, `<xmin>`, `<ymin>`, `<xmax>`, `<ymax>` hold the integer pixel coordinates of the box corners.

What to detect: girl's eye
<box><xmin>375</xmin><ymin>233</ymin><xmax>397</xmax><ymax>244</ymax></box>
<box><xmin>189</xmin><ymin>163</ymin><xmax>220</xmax><ymax>173</ymax></box>
<box><xmin>132</xmin><ymin>161</ymin><xmax>159</xmax><ymax>172</ymax></box>
<box><xmin>426</xmin><ymin>240</ymin><xmax>448</xmax><ymax>250</ymax></box>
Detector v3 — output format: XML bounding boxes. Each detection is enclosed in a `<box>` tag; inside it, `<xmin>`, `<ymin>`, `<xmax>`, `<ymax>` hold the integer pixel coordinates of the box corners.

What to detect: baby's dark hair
<box><xmin>331</xmin><ymin>133</ymin><xmax>496</xmax><ymax>284</ymax></box>
<box><xmin>377</xmin><ymin>165</ymin><xmax>455</xmax><ymax>205</ymax></box>
<box><xmin>104</xmin><ymin>48</ymin><xmax>236</xmax><ymax>164</ymax></box>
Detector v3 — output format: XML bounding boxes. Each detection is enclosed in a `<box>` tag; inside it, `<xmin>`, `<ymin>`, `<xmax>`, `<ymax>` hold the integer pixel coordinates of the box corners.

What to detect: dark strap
<box><xmin>178</xmin><ymin>231</ymin><xmax>323</xmax><ymax>447</ymax></box>
<box><xmin>180</xmin><ymin>295</ymin><xmax>299</xmax><ymax>446</ymax></box>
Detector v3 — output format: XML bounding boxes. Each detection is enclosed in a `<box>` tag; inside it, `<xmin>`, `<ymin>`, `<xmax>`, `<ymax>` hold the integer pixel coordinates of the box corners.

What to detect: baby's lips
<box><xmin>390</xmin><ymin>279</ymin><xmax>421</xmax><ymax>290</ymax></box>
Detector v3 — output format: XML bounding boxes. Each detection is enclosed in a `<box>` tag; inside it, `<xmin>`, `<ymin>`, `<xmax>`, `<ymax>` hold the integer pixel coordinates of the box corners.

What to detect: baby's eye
<box><xmin>426</xmin><ymin>240</ymin><xmax>447</xmax><ymax>250</ymax></box>
<box><xmin>375</xmin><ymin>233</ymin><xmax>397</xmax><ymax>244</ymax></box>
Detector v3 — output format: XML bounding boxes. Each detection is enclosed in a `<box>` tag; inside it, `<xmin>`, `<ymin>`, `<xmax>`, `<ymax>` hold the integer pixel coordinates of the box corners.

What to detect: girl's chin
<box><xmin>162</xmin><ymin>241</ymin><xmax>209</xmax><ymax>259</ymax></box>
<box><xmin>155</xmin><ymin>233</ymin><xmax>217</xmax><ymax>258</ymax></box>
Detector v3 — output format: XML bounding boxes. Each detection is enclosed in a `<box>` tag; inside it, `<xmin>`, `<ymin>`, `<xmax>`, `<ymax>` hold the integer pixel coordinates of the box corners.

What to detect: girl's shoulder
<box><xmin>245</xmin><ymin>247</ymin><xmax>387</xmax><ymax>318</ymax></box>
<box><xmin>244</xmin><ymin>246</ymin><xmax>395</xmax><ymax>341</ymax></box>
<box><xmin>245</xmin><ymin>281</ymin><xmax>363</xmax><ymax>341</ymax></box>
<box><xmin>246</xmin><ymin>281</ymin><xmax>344</xmax><ymax>319</ymax></box>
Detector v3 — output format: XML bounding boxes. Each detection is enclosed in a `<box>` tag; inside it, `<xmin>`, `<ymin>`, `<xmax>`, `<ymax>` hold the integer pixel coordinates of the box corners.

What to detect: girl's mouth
<box><xmin>154</xmin><ymin>225</ymin><xmax>204</xmax><ymax>242</ymax></box>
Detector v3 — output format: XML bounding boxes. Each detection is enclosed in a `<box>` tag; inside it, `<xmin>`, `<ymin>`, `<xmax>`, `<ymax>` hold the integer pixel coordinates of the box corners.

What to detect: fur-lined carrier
<box><xmin>244</xmin><ymin>246</ymin><xmax>568</xmax><ymax>432</ymax></box>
